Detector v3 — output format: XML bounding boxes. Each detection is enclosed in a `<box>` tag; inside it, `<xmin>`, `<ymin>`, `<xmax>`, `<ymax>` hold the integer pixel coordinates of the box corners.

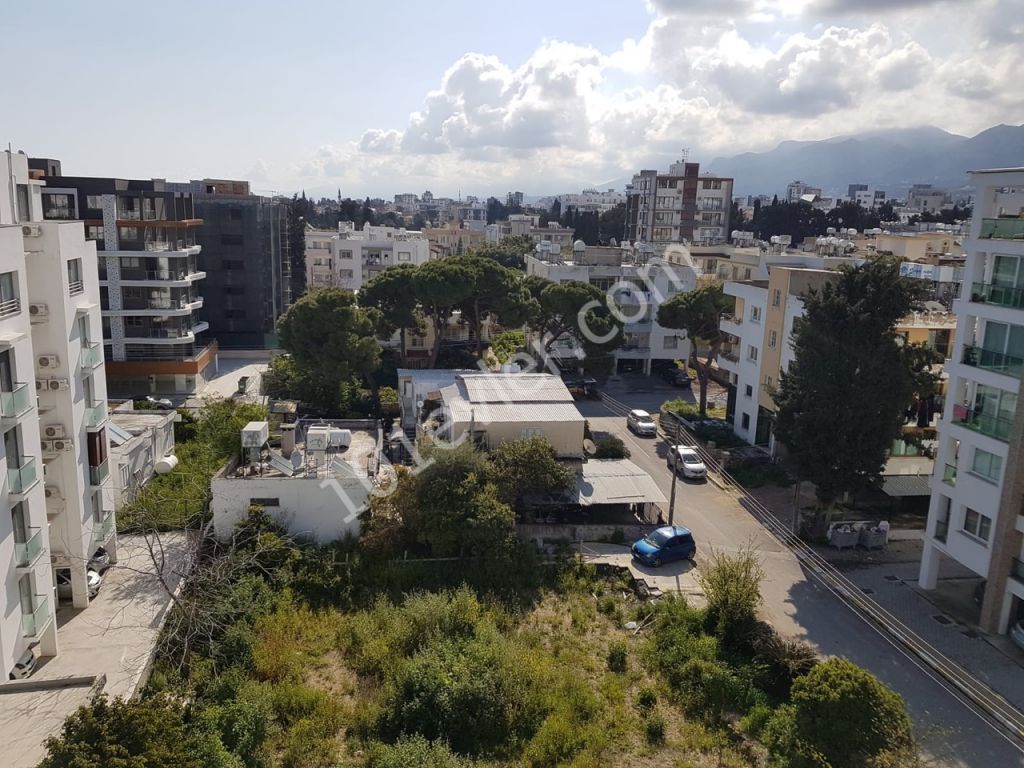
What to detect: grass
<box><xmin>727</xmin><ymin>463</ymin><xmax>794</xmax><ymax>489</ymax></box>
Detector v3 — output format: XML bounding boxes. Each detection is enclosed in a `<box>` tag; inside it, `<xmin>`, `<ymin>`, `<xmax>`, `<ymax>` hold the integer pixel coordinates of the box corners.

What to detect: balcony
<box><xmin>8</xmin><ymin>457</ymin><xmax>38</xmax><ymax>496</ymax></box>
<box><xmin>85</xmin><ymin>402</ymin><xmax>107</xmax><ymax>429</ymax></box>
<box><xmin>81</xmin><ymin>342</ymin><xmax>103</xmax><ymax>369</ymax></box>
<box><xmin>979</xmin><ymin>218</ymin><xmax>1024</xmax><ymax>240</ymax></box>
<box><xmin>934</xmin><ymin>518</ymin><xmax>949</xmax><ymax>544</ymax></box>
<box><xmin>1012</xmin><ymin>557</ymin><xmax>1024</xmax><ymax>586</ymax></box>
<box><xmin>0</xmin><ymin>383</ymin><xmax>32</xmax><ymax>421</ymax></box>
<box><xmin>971</xmin><ymin>282</ymin><xmax>1024</xmax><ymax>310</ymax></box>
<box><xmin>115</xmin><ymin>267</ymin><xmax>203</xmax><ymax>284</ymax></box>
<box><xmin>93</xmin><ymin>511</ymin><xmax>116</xmax><ymax>545</ymax></box>
<box><xmin>89</xmin><ymin>458</ymin><xmax>109</xmax><ymax>487</ymax></box>
<box><xmin>961</xmin><ymin>345</ymin><xmax>1024</xmax><ymax>379</ymax></box>
<box><xmin>21</xmin><ymin>595</ymin><xmax>51</xmax><ymax>638</ymax></box>
<box><xmin>942</xmin><ymin>462</ymin><xmax>957</xmax><ymax>486</ymax></box>
<box><xmin>0</xmin><ymin>297</ymin><xmax>21</xmax><ymax>318</ymax></box>
<box><xmin>954</xmin><ymin>407</ymin><xmax>1013</xmax><ymax>442</ymax></box>
<box><xmin>14</xmin><ymin>527</ymin><xmax>44</xmax><ymax>568</ymax></box>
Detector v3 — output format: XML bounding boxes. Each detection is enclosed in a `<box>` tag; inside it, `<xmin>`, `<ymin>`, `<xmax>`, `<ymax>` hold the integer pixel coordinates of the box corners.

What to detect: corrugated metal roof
<box><xmin>575</xmin><ymin>459</ymin><xmax>667</xmax><ymax>506</ymax></box>
<box><xmin>458</xmin><ymin>374</ymin><xmax>573</xmax><ymax>403</ymax></box>
<box><xmin>881</xmin><ymin>474</ymin><xmax>932</xmax><ymax>497</ymax></box>
<box><xmin>447</xmin><ymin>399</ymin><xmax>584</xmax><ymax>424</ymax></box>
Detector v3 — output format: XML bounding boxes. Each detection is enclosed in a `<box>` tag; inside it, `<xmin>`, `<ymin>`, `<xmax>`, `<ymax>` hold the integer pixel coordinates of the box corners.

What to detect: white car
<box><xmin>56</xmin><ymin>568</ymin><xmax>102</xmax><ymax>601</ymax></box>
<box><xmin>627</xmin><ymin>409</ymin><xmax>657</xmax><ymax>437</ymax></box>
<box><xmin>669</xmin><ymin>445</ymin><xmax>707</xmax><ymax>480</ymax></box>
<box><xmin>9</xmin><ymin>649</ymin><xmax>37</xmax><ymax>680</ymax></box>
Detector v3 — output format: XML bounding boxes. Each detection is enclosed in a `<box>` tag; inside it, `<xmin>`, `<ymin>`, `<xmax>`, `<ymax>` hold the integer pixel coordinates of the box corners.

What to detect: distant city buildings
<box><xmin>304</xmin><ymin>223</ymin><xmax>431</xmax><ymax>292</ymax></box>
<box><xmin>537</xmin><ymin>189</ymin><xmax>626</xmax><ymax>214</ymax></box>
<box><xmin>624</xmin><ymin>158</ymin><xmax>733</xmax><ymax>246</ymax></box>
<box><xmin>785</xmin><ymin>180</ymin><xmax>822</xmax><ymax>204</ymax></box>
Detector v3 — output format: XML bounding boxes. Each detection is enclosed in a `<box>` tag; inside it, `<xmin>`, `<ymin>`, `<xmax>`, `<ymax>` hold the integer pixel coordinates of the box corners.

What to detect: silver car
<box><xmin>669</xmin><ymin>445</ymin><xmax>707</xmax><ymax>480</ymax></box>
<box><xmin>627</xmin><ymin>409</ymin><xmax>657</xmax><ymax>437</ymax></box>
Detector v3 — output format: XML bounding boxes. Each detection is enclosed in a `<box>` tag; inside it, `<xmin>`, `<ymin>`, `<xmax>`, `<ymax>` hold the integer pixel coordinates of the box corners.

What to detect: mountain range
<box><xmin>706</xmin><ymin>124</ymin><xmax>1024</xmax><ymax>199</ymax></box>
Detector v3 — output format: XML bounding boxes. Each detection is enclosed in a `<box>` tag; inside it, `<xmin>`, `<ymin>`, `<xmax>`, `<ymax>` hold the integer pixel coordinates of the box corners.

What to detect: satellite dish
<box><xmin>291</xmin><ymin>451</ymin><xmax>303</xmax><ymax>470</ymax></box>
<box><xmin>416</xmin><ymin>399</ymin><xmax>424</xmax><ymax>410</ymax></box>
<box><xmin>583</xmin><ymin>439</ymin><xmax>597</xmax><ymax>455</ymax></box>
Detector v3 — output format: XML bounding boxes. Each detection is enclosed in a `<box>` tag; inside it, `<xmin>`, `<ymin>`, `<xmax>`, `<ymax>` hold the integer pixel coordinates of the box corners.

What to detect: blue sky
<box><xmin>3</xmin><ymin>0</ymin><xmax>1020</xmax><ymax>198</ymax></box>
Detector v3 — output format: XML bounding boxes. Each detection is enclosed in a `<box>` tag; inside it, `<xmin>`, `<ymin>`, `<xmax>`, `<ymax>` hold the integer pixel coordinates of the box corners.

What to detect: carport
<box><xmin>575</xmin><ymin>459</ymin><xmax>667</xmax><ymax>524</ymax></box>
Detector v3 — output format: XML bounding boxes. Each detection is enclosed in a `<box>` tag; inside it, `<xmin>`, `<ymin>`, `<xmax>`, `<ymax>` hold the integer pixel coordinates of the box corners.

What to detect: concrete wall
<box><xmin>450</xmin><ymin>417</ymin><xmax>585</xmax><ymax>458</ymax></box>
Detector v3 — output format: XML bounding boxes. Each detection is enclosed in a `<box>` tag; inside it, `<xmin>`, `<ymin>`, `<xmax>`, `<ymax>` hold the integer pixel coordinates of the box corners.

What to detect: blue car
<box><xmin>631</xmin><ymin>525</ymin><xmax>696</xmax><ymax>567</ymax></box>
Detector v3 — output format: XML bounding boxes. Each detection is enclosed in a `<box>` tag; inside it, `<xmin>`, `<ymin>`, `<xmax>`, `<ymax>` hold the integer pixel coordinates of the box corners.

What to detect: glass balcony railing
<box><xmin>934</xmin><ymin>518</ymin><xmax>949</xmax><ymax>543</ymax></box>
<box><xmin>94</xmin><ymin>512</ymin><xmax>116</xmax><ymax>544</ymax></box>
<box><xmin>0</xmin><ymin>383</ymin><xmax>32</xmax><ymax>418</ymax></box>
<box><xmin>955</xmin><ymin>407</ymin><xmax>1013</xmax><ymax>442</ymax></box>
<box><xmin>971</xmin><ymin>282</ymin><xmax>1024</xmax><ymax>310</ymax></box>
<box><xmin>942</xmin><ymin>462</ymin><xmax>957</xmax><ymax>486</ymax></box>
<box><xmin>979</xmin><ymin>218</ymin><xmax>1024</xmax><ymax>240</ymax></box>
<box><xmin>961</xmin><ymin>345</ymin><xmax>1024</xmax><ymax>378</ymax></box>
<box><xmin>8</xmin><ymin>456</ymin><xmax>38</xmax><ymax>495</ymax></box>
<box><xmin>14</xmin><ymin>527</ymin><xmax>43</xmax><ymax>567</ymax></box>
<box><xmin>85</xmin><ymin>402</ymin><xmax>107</xmax><ymax>428</ymax></box>
<box><xmin>1012</xmin><ymin>557</ymin><xmax>1024</xmax><ymax>586</ymax></box>
<box><xmin>89</xmin><ymin>458</ymin><xmax>109</xmax><ymax>487</ymax></box>
<box><xmin>81</xmin><ymin>342</ymin><xmax>103</xmax><ymax>368</ymax></box>
<box><xmin>21</xmin><ymin>595</ymin><xmax>51</xmax><ymax>637</ymax></box>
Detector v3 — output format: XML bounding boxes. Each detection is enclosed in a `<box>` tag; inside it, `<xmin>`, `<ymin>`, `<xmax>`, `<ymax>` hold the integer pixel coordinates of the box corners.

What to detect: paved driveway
<box><xmin>581</xmin><ymin>541</ymin><xmax>705</xmax><ymax>605</ymax></box>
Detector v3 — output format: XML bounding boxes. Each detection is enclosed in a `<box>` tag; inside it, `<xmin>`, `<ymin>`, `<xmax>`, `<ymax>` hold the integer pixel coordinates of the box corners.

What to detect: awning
<box><xmin>881</xmin><ymin>474</ymin><xmax>932</xmax><ymax>497</ymax></box>
<box><xmin>575</xmin><ymin>459</ymin><xmax>667</xmax><ymax>506</ymax></box>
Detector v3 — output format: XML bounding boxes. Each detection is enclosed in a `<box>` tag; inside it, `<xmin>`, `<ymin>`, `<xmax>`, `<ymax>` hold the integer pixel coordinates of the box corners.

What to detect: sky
<box><xmin>3</xmin><ymin>0</ymin><xmax>1021</xmax><ymax>199</ymax></box>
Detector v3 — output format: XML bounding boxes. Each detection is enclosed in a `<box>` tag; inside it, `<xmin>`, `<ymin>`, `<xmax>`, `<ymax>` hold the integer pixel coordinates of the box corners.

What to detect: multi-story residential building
<box><xmin>170</xmin><ymin>179</ymin><xmax>291</xmax><ymax>349</ymax></box>
<box><xmin>422</xmin><ymin>222</ymin><xmax>485</xmax><ymax>258</ymax></box>
<box><xmin>874</xmin><ymin>232</ymin><xmax>963</xmax><ymax>262</ymax></box>
<box><xmin>32</xmin><ymin>166</ymin><xmax>213</xmax><ymax>396</ymax></box>
<box><xmin>906</xmin><ymin>184</ymin><xmax>949</xmax><ymax>213</ymax></box>
<box><xmin>452</xmin><ymin>201</ymin><xmax>488</xmax><ymax>232</ymax></box>
<box><xmin>624</xmin><ymin>158</ymin><xmax>733</xmax><ymax>246</ymax></box>
<box><xmin>0</xmin><ymin>149</ymin><xmax>114</xmax><ymax>678</ymax></box>
<box><xmin>852</xmin><ymin>188</ymin><xmax>888</xmax><ymax>208</ymax></box>
<box><xmin>526</xmin><ymin>241</ymin><xmax>697</xmax><ymax>375</ymax></box>
<box><xmin>920</xmin><ymin>167</ymin><xmax>1024</xmax><ymax>637</ymax></box>
<box><xmin>305</xmin><ymin>229</ymin><xmax>338</xmax><ymax>290</ymax></box>
<box><xmin>538</xmin><ymin>189</ymin><xmax>626</xmax><ymax>214</ymax></box>
<box><xmin>785</xmin><ymin>180</ymin><xmax>823</xmax><ymax>204</ymax></box>
<box><xmin>303</xmin><ymin>223</ymin><xmax>431</xmax><ymax>292</ymax></box>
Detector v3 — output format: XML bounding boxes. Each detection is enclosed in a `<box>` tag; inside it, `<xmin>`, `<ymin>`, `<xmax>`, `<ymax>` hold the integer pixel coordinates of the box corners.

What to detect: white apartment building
<box><xmin>303</xmin><ymin>223</ymin><xmax>430</xmax><ymax>293</ymax></box>
<box><xmin>538</xmin><ymin>189</ymin><xmax>626</xmax><ymax>214</ymax></box>
<box><xmin>785</xmin><ymin>180</ymin><xmax>822</xmax><ymax>204</ymax></box>
<box><xmin>906</xmin><ymin>184</ymin><xmax>949</xmax><ymax>213</ymax></box>
<box><xmin>0</xmin><ymin>150</ymin><xmax>114</xmax><ymax>679</ymax></box>
<box><xmin>526</xmin><ymin>241</ymin><xmax>697</xmax><ymax>375</ymax></box>
<box><xmin>920</xmin><ymin>168</ymin><xmax>1024</xmax><ymax>637</ymax></box>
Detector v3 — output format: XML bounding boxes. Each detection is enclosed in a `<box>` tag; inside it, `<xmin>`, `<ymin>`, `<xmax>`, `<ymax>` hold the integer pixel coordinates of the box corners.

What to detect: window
<box><xmin>750</xmin><ymin>306</ymin><xmax>761</xmax><ymax>322</ymax></box>
<box><xmin>339</xmin><ymin>269</ymin><xmax>354</xmax><ymax>279</ymax></box>
<box><xmin>934</xmin><ymin>496</ymin><xmax>951</xmax><ymax>542</ymax></box>
<box><xmin>221</xmin><ymin>233</ymin><xmax>243</xmax><ymax>246</ymax></box>
<box><xmin>250</xmin><ymin>498</ymin><xmax>280</xmax><ymax>507</ymax></box>
<box><xmin>0</xmin><ymin>271</ymin><xmax>19</xmax><ymax>317</ymax></box>
<box><xmin>745</xmin><ymin>384</ymin><xmax>753</xmax><ymax>397</ymax></box>
<box><xmin>15</xmin><ymin>184</ymin><xmax>29</xmax><ymax>222</ymax></box>
<box><xmin>410</xmin><ymin>336</ymin><xmax>424</xmax><ymax>348</ymax></box>
<box><xmin>962</xmin><ymin>507</ymin><xmax>992</xmax><ymax>542</ymax></box>
<box><xmin>521</xmin><ymin>427</ymin><xmax>544</xmax><ymax>438</ymax></box>
<box><xmin>86</xmin><ymin>195</ymin><xmax>103</xmax><ymax>209</ymax></box>
<box><xmin>772</xmin><ymin>289</ymin><xmax>781</xmax><ymax>307</ymax></box>
<box><xmin>398</xmin><ymin>251</ymin><xmax>411</xmax><ymax>261</ymax></box>
<box><xmin>663</xmin><ymin>336</ymin><xmax>678</xmax><ymax>349</ymax></box>
<box><xmin>67</xmin><ymin>258</ymin><xmax>84</xmax><ymax>295</ymax></box>
<box><xmin>118</xmin><ymin>226</ymin><xmax>138</xmax><ymax>240</ymax></box>
<box><xmin>764</xmin><ymin>375</ymin><xmax>774</xmax><ymax>389</ymax></box>
<box><xmin>86</xmin><ymin>225</ymin><xmax>104</xmax><ymax>241</ymax></box>
<box><xmin>741</xmin><ymin>413</ymin><xmax>751</xmax><ymax>430</ymax></box>
<box><xmin>340</xmin><ymin>250</ymin><xmax>353</xmax><ymax>259</ymax></box>
<box><xmin>769</xmin><ymin>330</ymin><xmax>777</xmax><ymax>348</ymax></box>
<box><xmin>747</xmin><ymin>345</ymin><xmax>758</xmax><ymax>362</ymax></box>
<box><xmin>971</xmin><ymin>448</ymin><xmax>1002</xmax><ymax>482</ymax></box>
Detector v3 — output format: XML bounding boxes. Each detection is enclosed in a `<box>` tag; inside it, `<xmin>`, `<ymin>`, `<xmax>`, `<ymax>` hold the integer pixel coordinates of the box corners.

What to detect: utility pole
<box><xmin>667</xmin><ymin>426</ymin><xmax>679</xmax><ymax>526</ymax></box>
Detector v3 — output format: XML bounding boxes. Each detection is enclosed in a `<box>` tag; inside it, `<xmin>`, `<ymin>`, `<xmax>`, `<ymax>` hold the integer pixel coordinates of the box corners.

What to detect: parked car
<box><xmin>9</xmin><ymin>649</ymin><xmax>37</xmax><ymax>680</ymax></box>
<box><xmin>132</xmin><ymin>395</ymin><xmax>173</xmax><ymax>410</ymax></box>
<box><xmin>56</xmin><ymin>568</ymin><xmax>102</xmax><ymax>601</ymax></box>
<box><xmin>88</xmin><ymin>546</ymin><xmax>111</xmax><ymax>574</ymax></box>
<box><xmin>661</xmin><ymin>368</ymin><xmax>692</xmax><ymax>388</ymax></box>
<box><xmin>1011</xmin><ymin>620</ymin><xmax>1024</xmax><ymax>653</ymax></box>
<box><xmin>626</xmin><ymin>409</ymin><xmax>657</xmax><ymax>436</ymax></box>
<box><xmin>668</xmin><ymin>445</ymin><xmax>707</xmax><ymax>480</ymax></box>
<box><xmin>631</xmin><ymin>525</ymin><xmax>696</xmax><ymax>567</ymax></box>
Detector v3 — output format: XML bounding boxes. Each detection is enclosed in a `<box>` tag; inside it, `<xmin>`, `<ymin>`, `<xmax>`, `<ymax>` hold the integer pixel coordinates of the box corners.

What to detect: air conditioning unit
<box><xmin>36</xmin><ymin>379</ymin><xmax>48</xmax><ymax>392</ymax></box>
<box><xmin>52</xmin><ymin>439</ymin><xmax>71</xmax><ymax>452</ymax></box>
<box><xmin>21</xmin><ymin>224</ymin><xmax>41</xmax><ymax>237</ymax></box>
<box><xmin>44</xmin><ymin>485</ymin><xmax>63</xmax><ymax>500</ymax></box>
<box><xmin>48</xmin><ymin>378</ymin><xmax>69</xmax><ymax>391</ymax></box>
<box><xmin>28</xmin><ymin>303</ymin><xmax>48</xmax><ymax>319</ymax></box>
<box><xmin>43</xmin><ymin>425</ymin><xmax>65</xmax><ymax>439</ymax></box>
<box><xmin>41</xmin><ymin>439</ymin><xmax>55</xmax><ymax>454</ymax></box>
<box><xmin>37</xmin><ymin>355</ymin><xmax>59</xmax><ymax>369</ymax></box>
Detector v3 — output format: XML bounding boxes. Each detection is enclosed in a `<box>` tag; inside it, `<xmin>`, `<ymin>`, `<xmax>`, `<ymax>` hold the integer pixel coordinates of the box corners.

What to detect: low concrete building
<box><xmin>107</xmin><ymin>406</ymin><xmax>177</xmax><ymax>509</ymax></box>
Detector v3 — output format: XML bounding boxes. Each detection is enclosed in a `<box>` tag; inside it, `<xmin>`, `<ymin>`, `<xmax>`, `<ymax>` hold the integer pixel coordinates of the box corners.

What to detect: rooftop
<box><xmin>576</xmin><ymin>459</ymin><xmax>668</xmax><ymax>506</ymax></box>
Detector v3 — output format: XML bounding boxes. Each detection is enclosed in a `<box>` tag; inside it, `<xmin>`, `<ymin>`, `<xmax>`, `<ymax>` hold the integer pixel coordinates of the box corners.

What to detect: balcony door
<box><xmin>0</xmin><ymin>349</ymin><xmax>13</xmax><ymax>392</ymax></box>
<box><xmin>11</xmin><ymin>501</ymin><xmax>26</xmax><ymax>545</ymax></box>
<box><xmin>982</xmin><ymin>321</ymin><xmax>1024</xmax><ymax>359</ymax></box>
<box><xmin>992</xmin><ymin>255</ymin><xmax>1024</xmax><ymax>289</ymax></box>
<box><xmin>18</xmin><ymin>574</ymin><xmax>32</xmax><ymax>617</ymax></box>
<box><xmin>4</xmin><ymin>425</ymin><xmax>21</xmax><ymax>465</ymax></box>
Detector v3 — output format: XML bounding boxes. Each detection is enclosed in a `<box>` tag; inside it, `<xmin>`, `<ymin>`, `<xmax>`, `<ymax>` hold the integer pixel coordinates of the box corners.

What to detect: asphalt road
<box><xmin>577</xmin><ymin>393</ymin><xmax>1024</xmax><ymax>768</ymax></box>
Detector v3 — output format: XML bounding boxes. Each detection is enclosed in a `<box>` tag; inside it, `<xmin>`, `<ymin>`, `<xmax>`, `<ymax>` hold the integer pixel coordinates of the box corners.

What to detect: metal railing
<box><xmin>0</xmin><ymin>383</ymin><xmax>31</xmax><ymax>418</ymax></box>
<box><xmin>971</xmin><ymin>282</ymin><xmax>1024</xmax><ymax>310</ymax></box>
<box><xmin>955</xmin><ymin>407</ymin><xmax>1013</xmax><ymax>442</ymax></box>
<box><xmin>21</xmin><ymin>595</ymin><xmax>50</xmax><ymax>637</ymax></box>
<box><xmin>1011</xmin><ymin>558</ymin><xmax>1024</xmax><ymax>586</ymax></box>
<box><xmin>0</xmin><ymin>297</ymin><xmax>21</xmax><ymax>318</ymax></box>
<box><xmin>8</xmin><ymin>457</ymin><xmax>37</xmax><ymax>495</ymax></box>
<box><xmin>961</xmin><ymin>345</ymin><xmax>1024</xmax><ymax>378</ymax></box>
<box><xmin>979</xmin><ymin>218</ymin><xmax>1024</xmax><ymax>240</ymax></box>
<box><xmin>143</xmin><ymin>240</ymin><xmax>195</xmax><ymax>252</ymax></box>
<box><xmin>14</xmin><ymin>527</ymin><xmax>43</xmax><ymax>567</ymax></box>
<box><xmin>942</xmin><ymin>462</ymin><xmax>957</xmax><ymax>486</ymax></box>
<box><xmin>121</xmin><ymin>296</ymin><xmax>189</xmax><ymax>310</ymax></box>
<box><xmin>119</xmin><ymin>267</ymin><xmax>199</xmax><ymax>282</ymax></box>
<box><xmin>89</xmin><ymin>458</ymin><xmax>109</xmax><ymax>487</ymax></box>
<box><xmin>81</xmin><ymin>342</ymin><xmax>103</xmax><ymax>368</ymax></box>
<box><xmin>85</xmin><ymin>402</ymin><xmax>107</xmax><ymax>428</ymax></box>
<box><xmin>68</xmin><ymin>280</ymin><xmax>84</xmax><ymax>296</ymax></box>
<box><xmin>720</xmin><ymin>312</ymin><xmax>742</xmax><ymax>325</ymax></box>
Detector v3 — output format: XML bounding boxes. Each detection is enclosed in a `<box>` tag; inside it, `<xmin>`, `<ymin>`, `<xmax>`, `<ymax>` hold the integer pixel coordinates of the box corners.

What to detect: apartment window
<box><xmin>67</xmin><ymin>258</ymin><xmax>84</xmax><ymax>295</ymax></box>
<box><xmin>340</xmin><ymin>250</ymin><xmax>353</xmax><ymax>259</ymax></box>
<box><xmin>663</xmin><ymin>336</ymin><xmax>678</xmax><ymax>349</ymax></box>
<box><xmin>521</xmin><ymin>427</ymin><xmax>544</xmax><ymax>438</ymax></box>
<box><xmin>741</xmin><ymin>413</ymin><xmax>751</xmax><ymax>430</ymax></box>
<box><xmin>118</xmin><ymin>226</ymin><xmax>139</xmax><ymax>240</ymax></box>
<box><xmin>338</xmin><ymin>269</ymin><xmax>354</xmax><ymax>279</ymax></box>
<box><xmin>769</xmin><ymin>330</ymin><xmax>777</xmax><ymax>348</ymax></box>
<box><xmin>772</xmin><ymin>289</ymin><xmax>781</xmax><ymax>307</ymax></box>
<box><xmin>971</xmin><ymin>448</ymin><xmax>1002</xmax><ymax>483</ymax></box>
<box><xmin>744</xmin><ymin>268</ymin><xmax>752</xmax><ymax>280</ymax></box>
<box><xmin>15</xmin><ymin>184</ymin><xmax>29</xmax><ymax>222</ymax></box>
<box><xmin>398</xmin><ymin>251</ymin><xmax>411</xmax><ymax>262</ymax></box>
<box><xmin>764</xmin><ymin>374</ymin><xmax>774</xmax><ymax>390</ymax></box>
<box><xmin>0</xmin><ymin>271</ymin><xmax>19</xmax><ymax>317</ymax></box>
<box><xmin>750</xmin><ymin>306</ymin><xmax>761</xmax><ymax>322</ymax></box>
<box><xmin>747</xmin><ymin>345</ymin><xmax>758</xmax><ymax>362</ymax></box>
<box><xmin>121</xmin><ymin>256</ymin><xmax>141</xmax><ymax>268</ymax></box>
<box><xmin>934</xmin><ymin>496</ymin><xmax>951</xmax><ymax>543</ymax></box>
<box><xmin>962</xmin><ymin>507</ymin><xmax>992</xmax><ymax>542</ymax></box>
<box><xmin>85</xmin><ymin>194</ymin><xmax>103</xmax><ymax>209</ymax></box>
<box><xmin>745</xmin><ymin>384</ymin><xmax>753</xmax><ymax>397</ymax></box>
<box><xmin>86</xmin><ymin>225</ymin><xmax>104</xmax><ymax>241</ymax></box>
<box><xmin>410</xmin><ymin>336</ymin><xmax>424</xmax><ymax>348</ymax></box>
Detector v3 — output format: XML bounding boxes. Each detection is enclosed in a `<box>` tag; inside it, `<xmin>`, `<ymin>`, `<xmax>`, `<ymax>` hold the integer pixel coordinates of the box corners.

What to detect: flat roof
<box><xmin>969</xmin><ymin>167</ymin><xmax>1024</xmax><ymax>175</ymax></box>
<box><xmin>109</xmin><ymin>410</ymin><xmax>175</xmax><ymax>433</ymax></box>
<box><xmin>447</xmin><ymin>400</ymin><xmax>584</xmax><ymax>424</ymax></box>
<box><xmin>576</xmin><ymin>459</ymin><xmax>667</xmax><ymax>506</ymax></box>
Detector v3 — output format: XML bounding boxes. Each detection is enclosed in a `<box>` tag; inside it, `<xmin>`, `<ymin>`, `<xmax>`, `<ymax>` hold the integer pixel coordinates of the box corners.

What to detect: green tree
<box><xmin>524</xmin><ymin>277</ymin><xmax>623</xmax><ymax>373</ymax></box>
<box><xmin>487</xmin><ymin>436</ymin><xmax>574</xmax><ymax>506</ymax></box>
<box><xmin>772</xmin><ymin>260</ymin><xmax>928</xmax><ymax>512</ymax></box>
<box><xmin>262</xmin><ymin>353</ymin><xmax>339</xmax><ymax>409</ymax></box>
<box><xmin>656</xmin><ymin>284</ymin><xmax>732</xmax><ymax>416</ymax></box>
<box><xmin>451</xmin><ymin>254</ymin><xmax>538</xmax><ymax>357</ymax></box>
<box><xmin>593</xmin><ymin>435</ymin><xmax>630</xmax><ymax>459</ymax></box>
<box><xmin>697</xmin><ymin>548</ymin><xmax>765</xmax><ymax>644</ymax></box>
<box><xmin>472</xmin><ymin>235</ymin><xmax>534</xmax><ymax>270</ymax></box>
<box><xmin>360</xmin><ymin>264</ymin><xmax>421</xmax><ymax>366</ymax></box>
<box><xmin>826</xmin><ymin>201</ymin><xmax>880</xmax><ymax>232</ymax></box>
<box><xmin>489</xmin><ymin>330</ymin><xmax>525</xmax><ymax>364</ymax></box>
<box><xmin>276</xmin><ymin>288</ymin><xmax>380</xmax><ymax>410</ymax></box>
<box><xmin>196</xmin><ymin>398</ymin><xmax>270</xmax><ymax>461</ymax></box>
<box><xmin>762</xmin><ymin>659</ymin><xmax>915</xmax><ymax>768</ymax></box>
<box><xmin>599</xmin><ymin>203</ymin><xmax>626</xmax><ymax>244</ymax></box>
<box><xmin>414</xmin><ymin>260</ymin><xmax>476</xmax><ymax>367</ymax></box>
<box><xmin>754</xmin><ymin>201</ymin><xmax>826</xmax><ymax>243</ymax></box>
<box><xmin>39</xmin><ymin>695</ymin><xmax>238</xmax><ymax>768</ymax></box>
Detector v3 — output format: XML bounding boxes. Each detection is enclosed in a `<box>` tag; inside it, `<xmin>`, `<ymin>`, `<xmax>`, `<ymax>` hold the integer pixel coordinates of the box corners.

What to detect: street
<box><xmin>576</xmin><ymin>387</ymin><xmax>1024</xmax><ymax>768</ymax></box>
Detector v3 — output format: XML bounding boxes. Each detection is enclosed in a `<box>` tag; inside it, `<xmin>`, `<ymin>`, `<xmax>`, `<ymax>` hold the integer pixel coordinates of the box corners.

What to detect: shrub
<box><xmin>367</xmin><ymin>736</ymin><xmax>475</xmax><ymax>768</ymax></box>
<box><xmin>606</xmin><ymin>641</ymin><xmax>628</xmax><ymax>673</ymax></box>
<box><xmin>751</xmin><ymin>632</ymin><xmax>819</xmax><ymax>700</ymax></box>
<box><xmin>697</xmin><ymin>548</ymin><xmax>765</xmax><ymax>645</ymax></box>
<box><xmin>644</xmin><ymin>713</ymin><xmax>666</xmax><ymax>745</ymax></box>
<box><xmin>593</xmin><ymin>435</ymin><xmax>630</xmax><ymax>459</ymax></box>
<box><xmin>662</xmin><ymin>399</ymin><xmax>702</xmax><ymax>420</ymax></box>
<box><xmin>670</xmin><ymin>658</ymin><xmax>747</xmax><ymax>723</ymax></box>
<box><xmin>738</xmin><ymin>703</ymin><xmax>773</xmax><ymax>738</ymax></box>
<box><xmin>636</xmin><ymin>687</ymin><xmax>657</xmax><ymax>711</ymax></box>
<box><xmin>763</xmin><ymin>659</ymin><xmax>915</xmax><ymax>768</ymax></box>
